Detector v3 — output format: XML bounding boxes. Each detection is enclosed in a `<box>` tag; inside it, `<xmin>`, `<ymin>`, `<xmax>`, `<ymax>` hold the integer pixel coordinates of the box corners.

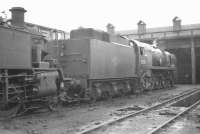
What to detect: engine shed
<box><xmin>118</xmin><ymin>18</ymin><xmax>200</xmax><ymax>84</ymax></box>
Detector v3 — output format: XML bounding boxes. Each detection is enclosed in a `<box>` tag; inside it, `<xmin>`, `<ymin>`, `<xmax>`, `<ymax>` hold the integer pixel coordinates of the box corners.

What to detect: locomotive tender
<box><xmin>0</xmin><ymin>7</ymin><xmax>60</xmax><ymax>116</ymax></box>
<box><xmin>57</xmin><ymin>28</ymin><xmax>176</xmax><ymax>100</ymax></box>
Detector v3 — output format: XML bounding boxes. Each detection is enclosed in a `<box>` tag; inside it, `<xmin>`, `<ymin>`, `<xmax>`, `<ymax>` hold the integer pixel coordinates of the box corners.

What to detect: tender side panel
<box><xmin>59</xmin><ymin>39</ymin><xmax>90</xmax><ymax>80</ymax></box>
<box><xmin>0</xmin><ymin>27</ymin><xmax>31</xmax><ymax>69</ymax></box>
<box><xmin>90</xmin><ymin>39</ymin><xmax>137</xmax><ymax>79</ymax></box>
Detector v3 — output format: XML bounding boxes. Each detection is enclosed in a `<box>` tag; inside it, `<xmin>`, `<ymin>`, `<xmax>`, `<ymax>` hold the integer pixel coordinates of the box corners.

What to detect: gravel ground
<box><xmin>0</xmin><ymin>85</ymin><xmax>199</xmax><ymax>134</ymax></box>
<box><xmin>158</xmin><ymin>94</ymin><xmax>200</xmax><ymax>134</ymax></box>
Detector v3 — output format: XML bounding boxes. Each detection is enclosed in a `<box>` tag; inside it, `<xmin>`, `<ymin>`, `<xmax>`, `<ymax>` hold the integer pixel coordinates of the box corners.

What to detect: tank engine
<box><xmin>54</xmin><ymin>28</ymin><xmax>176</xmax><ymax>101</ymax></box>
<box><xmin>0</xmin><ymin>7</ymin><xmax>60</xmax><ymax>117</ymax></box>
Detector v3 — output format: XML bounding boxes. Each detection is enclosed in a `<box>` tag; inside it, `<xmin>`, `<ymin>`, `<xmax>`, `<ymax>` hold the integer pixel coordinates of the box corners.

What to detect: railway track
<box><xmin>78</xmin><ymin>88</ymin><xmax>200</xmax><ymax>134</ymax></box>
<box><xmin>147</xmin><ymin>98</ymin><xmax>200</xmax><ymax>134</ymax></box>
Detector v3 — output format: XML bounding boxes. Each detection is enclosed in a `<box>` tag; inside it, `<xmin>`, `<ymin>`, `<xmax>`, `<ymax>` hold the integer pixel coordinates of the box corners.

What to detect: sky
<box><xmin>0</xmin><ymin>0</ymin><xmax>200</xmax><ymax>32</ymax></box>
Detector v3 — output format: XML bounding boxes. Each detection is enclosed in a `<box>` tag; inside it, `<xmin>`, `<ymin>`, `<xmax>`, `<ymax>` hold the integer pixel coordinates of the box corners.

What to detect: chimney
<box><xmin>9</xmin><ymin>7</ymin><xmax>27</xmax><ymax>27</ymax></box>
<box><xmin>173</xmin><ymin>16</ymin><xmax>181</xmax><ymax>31</ymax></box>
<box><xmin>106</xmin><ymin>23</ymin><xmax>115</xmax><ymax>34</ymax></box>
<box><xmin>137</xmin><ymin>20</ymin><xmax>146</xmax><ymax>34</ymax></box>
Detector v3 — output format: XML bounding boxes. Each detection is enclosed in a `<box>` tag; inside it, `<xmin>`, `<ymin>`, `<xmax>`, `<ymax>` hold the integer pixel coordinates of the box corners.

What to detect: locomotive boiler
<box><xmin>133</xmin><ymin>40</ymin><xmax>176</xmax><ymax>91</ymax></box>
<box><xmin>55</xmin><ymin>28</ymin><xmax>176</xmax><ymax>101</ymax></box>
<box><xmin>0</xmin><ymin>7</ymin><xmax>60</xmax><ymax>117</ymax></box>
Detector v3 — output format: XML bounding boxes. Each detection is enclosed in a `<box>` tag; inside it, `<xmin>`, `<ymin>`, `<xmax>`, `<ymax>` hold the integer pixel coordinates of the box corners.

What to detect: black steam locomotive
<box><xmin>54</xmin><ymin>28</ymin><xmax>176</xmax><ymax>101</ymax></box>
<box><xmin>0</xmin><ymin>7</ymin><xmax>61</xmax><ymax>117</ymax></box>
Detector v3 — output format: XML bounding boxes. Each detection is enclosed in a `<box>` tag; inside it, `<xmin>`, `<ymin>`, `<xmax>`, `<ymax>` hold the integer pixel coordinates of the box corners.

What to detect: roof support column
<box><xmin>191</xmin><ymin>37</ymin><xmax>196</xmax><ymax>84</ymax></box>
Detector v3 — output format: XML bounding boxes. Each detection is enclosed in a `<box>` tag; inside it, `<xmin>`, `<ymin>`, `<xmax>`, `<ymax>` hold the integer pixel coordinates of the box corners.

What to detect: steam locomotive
<box><xmin>54</xmin><ymin>28</ymin><xmax>176</xmax><ymax>101</ymax></box>
<box><xmin>0</xmin><ymin>7</ymin><xmax>61</xmax><ymax>117</ymax></box>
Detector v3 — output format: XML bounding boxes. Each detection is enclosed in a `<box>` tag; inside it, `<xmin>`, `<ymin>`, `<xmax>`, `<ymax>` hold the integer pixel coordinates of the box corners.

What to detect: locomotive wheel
<box><xmin>165</xmin><ymin>80</ymin><xmax>170</xmax><ymax>88</ymax></box>
<box><xmin>140</xmin><ymin>76</ymin><xmax>154</xmax><ymax>91</ymax></box>
<box><xmin>89</xmin><ymin>83</ymin><xmax>102</xmax><ymax>102</ymax></box>
<box><xmin>87</xmin><ymin>88</ymin><xmax>97</xmax><ymax>102</ymax></box>
<box><xmin>0</xmin><ymin>103</ymin><xmax>21</xmax><ymax>118</ymax></box>
<box><xmin>0</xmin><ymin>85</ymin><xmax>23</xmax><ymax>118</ymax></box>
<box><xmin>102</xmin><ymin>91</ymin><xmax>110</xmax><ymax>99</ymax></box>
<box><xmin>47</xmin><ymin>96</ymin><xmax>58</xmax><ymax>111</ymax></box>
<box><xmin>169</xmin><ymin>77</ymin><xmax>174</xmax><ymax>87</ymax></box>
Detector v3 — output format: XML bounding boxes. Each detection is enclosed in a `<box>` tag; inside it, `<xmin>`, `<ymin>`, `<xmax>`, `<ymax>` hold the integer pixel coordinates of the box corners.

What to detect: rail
<box><xmin>78</xmin><ymin>88</ymin><xmax>200</xmax><ymax>134</ymax></box>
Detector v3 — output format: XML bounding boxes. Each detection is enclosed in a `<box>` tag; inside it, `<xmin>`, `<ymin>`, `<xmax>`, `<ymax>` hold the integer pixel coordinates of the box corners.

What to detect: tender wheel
<box><xmin>140</xmin><ymin>76</ymin><xmax>154</xmax><ymax>91</ymax></box>
<box><xmin>47</xmin><ymin>96</ymin><xmax>58</xmax><ymax>111</ymax></box>
<box><xmin>89</xmin><ymin>88</ymin><xmax>100</xmax><ymax>102</ymax></box>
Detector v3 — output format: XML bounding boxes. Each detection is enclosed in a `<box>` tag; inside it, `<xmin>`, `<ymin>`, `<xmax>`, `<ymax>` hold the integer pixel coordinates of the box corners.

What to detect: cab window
<box><xmin>140</xmin><ymin>47</ymin><xmax>144</xmax><ymax>56</ymax></box>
